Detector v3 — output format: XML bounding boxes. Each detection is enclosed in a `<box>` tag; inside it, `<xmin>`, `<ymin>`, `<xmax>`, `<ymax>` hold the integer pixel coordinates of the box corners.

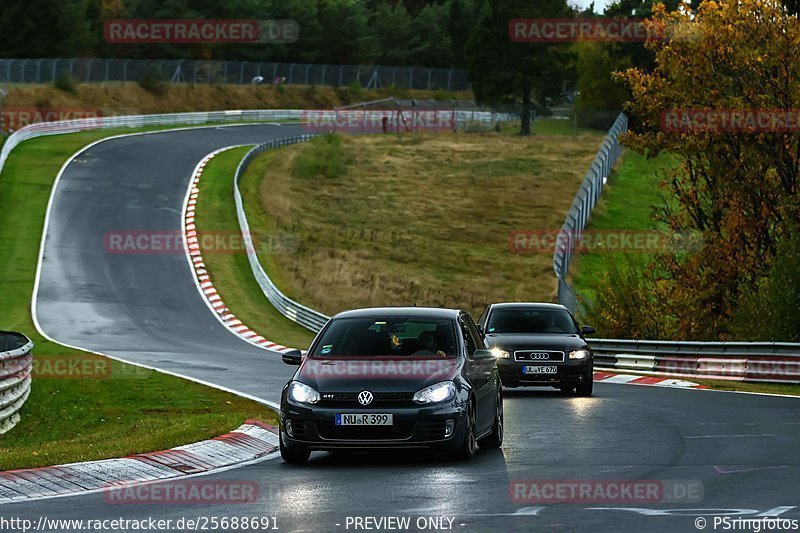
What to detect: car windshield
<box><xmin>310</xmin><ymin>317</ymin><xmax>457</xmax><ymax>358</ymax></box>
<box><xmin>486</xmin><ymin>309</ymin><xmax>578</xmax><ymax>334</ymax></box>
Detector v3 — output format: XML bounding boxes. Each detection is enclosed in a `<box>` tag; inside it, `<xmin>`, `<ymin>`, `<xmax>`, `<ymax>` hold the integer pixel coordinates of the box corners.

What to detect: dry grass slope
<box><xmin>4</xmin><ymin>83</ymin><xmax>470</xmax><ymax>116</ymax></box>
<box><xmin>244</xmin><ymin>130</ymin><xmax>605</xmax><ymax>320</ymax></box>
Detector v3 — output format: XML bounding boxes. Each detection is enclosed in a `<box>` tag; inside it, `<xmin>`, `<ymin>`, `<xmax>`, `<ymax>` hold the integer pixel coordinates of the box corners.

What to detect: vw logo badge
<box><xmin>358</xmin><ymin>391</ymin><xmax>374</xmax><ymax>406</ymax></box>
<box><xmin>532</xmin><ymin>353</ymin><xmax>549</xmax><ymax>360</ymax></box>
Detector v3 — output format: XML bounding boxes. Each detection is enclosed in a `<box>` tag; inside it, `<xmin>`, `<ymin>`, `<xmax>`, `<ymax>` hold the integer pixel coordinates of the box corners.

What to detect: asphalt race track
<box><xmin>34</xmin><ymin>124</ymin><xmax>306</xmax><ymax>402</ymax></box>
<box><xmin>11</xmin><ymin>125</ymin><xmax>799</xmax><ymax>532</ymax></box>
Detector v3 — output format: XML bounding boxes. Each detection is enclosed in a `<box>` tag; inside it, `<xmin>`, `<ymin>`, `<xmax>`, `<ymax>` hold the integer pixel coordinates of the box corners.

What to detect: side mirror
<box><xmin>581</xmin><ymin>325</ymin><xmax>596</xmax><ymax>335</ymax></box>
<box><xmin>281</xmin><ymin>349</ymin><xmax>303</xmax><ymax>365</ymax></box>
<box><xmin>473</xmin><ymin>348</ymin><xmax>494</xmax><ymax>361</ymax></box>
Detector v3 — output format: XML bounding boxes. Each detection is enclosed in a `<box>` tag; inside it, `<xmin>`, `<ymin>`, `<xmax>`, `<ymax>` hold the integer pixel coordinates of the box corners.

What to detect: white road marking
<box><xmin>686</xmin><ymin>434</ymin><xmax>776</xmax><ymax>439</ymax></box>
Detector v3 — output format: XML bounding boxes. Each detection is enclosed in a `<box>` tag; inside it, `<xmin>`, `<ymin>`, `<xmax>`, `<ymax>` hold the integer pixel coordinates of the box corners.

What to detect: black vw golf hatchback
<box><xmin>279</xmin><ymin>307</ymin><xmax>503</xmax><ymax>463</ymax></box>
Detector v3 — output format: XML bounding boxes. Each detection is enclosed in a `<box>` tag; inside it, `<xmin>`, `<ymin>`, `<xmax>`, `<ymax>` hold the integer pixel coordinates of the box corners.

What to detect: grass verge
<box><xmin>571</xmin><ymin>151</ymin><xmax>677</xmax><ymax>304</ymax></box>
<box><xmin>0</xmin><ymin>127</ymin><xmax>276</xmax><ymax>471</ymax></box>
<box><xmin>192</xmin><ymin>147</ymin><xmax>316</xmax><ymax>349</ymax></box>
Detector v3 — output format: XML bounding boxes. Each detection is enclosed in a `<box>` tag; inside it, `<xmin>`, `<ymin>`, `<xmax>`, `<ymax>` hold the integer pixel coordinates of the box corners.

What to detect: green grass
<box><xmin>0</xmin><ymin>127</ymin><xmax>276</xmax><ymax>471</ymax></box>
<box><xmin>193</xmin><ymin>147</ymin><xmax>316</xmax><ymax>349</ymax></box>
<box><xmin>498</xmin><ymin>118</ymin><xmax>600</xmax><ymax>136</ymax></box>
<box><xmin>571</xmin><ymin>151</ymin><xmax>677</xmax><ymax>303</ymax></box>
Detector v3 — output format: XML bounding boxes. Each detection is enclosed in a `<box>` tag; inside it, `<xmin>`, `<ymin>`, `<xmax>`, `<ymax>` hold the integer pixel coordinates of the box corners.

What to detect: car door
<box><xmin>461</xmin><ymin>314</ymin><xmax>496</xmax><ymax>433</ymax></box>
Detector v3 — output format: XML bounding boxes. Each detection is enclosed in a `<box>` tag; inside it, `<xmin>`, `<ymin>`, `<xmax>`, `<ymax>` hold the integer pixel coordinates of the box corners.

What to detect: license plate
<box><xmin>523</xmin><ymin>366</ymin><xmax>558</xmax><ymax>375</ymax></box>
<box><xmin>335</xmin><ymin>413</ymin><xmax>393</xmax><ymax>426</ymax></box>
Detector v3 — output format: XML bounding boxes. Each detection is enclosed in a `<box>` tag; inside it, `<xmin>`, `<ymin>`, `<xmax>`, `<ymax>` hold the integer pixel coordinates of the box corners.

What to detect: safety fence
<box><xmin>0</xmin><ymin>108</ymin><xmax>512</xmax><ymax>179</ymax></box>
<box><xmin>591</xmin><ymin>339</ymin><xmax>800</xmax><ymax>383</ymax></box>
<box><xmin>0</xmin><ymin>331</ymin><xmax>34</xmax><ymax>435</ymax></box>
<box><xmin>553</xmin><ymin>112</ymin><xmax>628</xmax><ymax>313</ymax></box>
<box><xmin>5</xmin><ymin>109</ymin><xmax>796</xmax><ymax>386</ymax></box>
<box><xmin>0</xmin><ymin>58</ymin><xmax>471</xmax><ymax>91</ymax></box>
<box><xmin>234</xmin><ymin>137</ymin><xmax>330</xmax><ymax>333</ymax></box>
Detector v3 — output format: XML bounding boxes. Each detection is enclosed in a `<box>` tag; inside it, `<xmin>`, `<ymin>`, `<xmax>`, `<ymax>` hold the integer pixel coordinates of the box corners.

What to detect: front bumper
<box><xmin>497</xmin><ymin>358</ymin><xmax>592</xmax><ymax>387</ymax></box>
<box><xmin>280</xmin><ymin>401</ymin><xmax>468</xmax><ymax>451</ymax></box>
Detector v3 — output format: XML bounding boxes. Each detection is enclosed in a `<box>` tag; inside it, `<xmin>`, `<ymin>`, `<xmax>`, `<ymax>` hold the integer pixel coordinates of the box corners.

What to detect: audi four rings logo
<box><xmin>358</xmin><ymin>391</ymin><xmax>374</xmax><ymax>405</ymax></box>
<box><xmin>530</xmin><ymin>353</ymin><xmax>549</xmax><ymax>360</ymax></box>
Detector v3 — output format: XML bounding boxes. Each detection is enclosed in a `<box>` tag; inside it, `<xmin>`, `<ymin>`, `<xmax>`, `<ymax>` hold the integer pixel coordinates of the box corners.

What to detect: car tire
<box><xmin>280</xmin><ymin>434</ymin><xmax>310</xmax><ymax>465</ymax></box>
<box><xmin>478</xmin><ymin>391</ymin><xmax>503</xmax><ymax>450</ymax></box>
<box><xmin>452</xmin><ymin>400</ymin><xmax>477</xmax><ymax>461</ymax></box>
<box><xmin>575</xmin><ymin>379</ymin><xmax>593</xmax><ymax>396</ymax></box>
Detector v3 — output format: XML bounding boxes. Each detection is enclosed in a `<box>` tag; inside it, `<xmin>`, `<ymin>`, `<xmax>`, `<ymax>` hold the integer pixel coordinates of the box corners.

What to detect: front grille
<box><xmin>513</xmin><ymin>350</ymin><xmax>565</xmax><ymax>362</ymax></box>
<box><xmin>318</xmin><ymin>392</ymin><xmax>414</xmax><ymax>408</ymax></box>
<box><xmin>316</xmin><ymin>421</ymin><xmax>415</xmax><ymax>440</ymax></box>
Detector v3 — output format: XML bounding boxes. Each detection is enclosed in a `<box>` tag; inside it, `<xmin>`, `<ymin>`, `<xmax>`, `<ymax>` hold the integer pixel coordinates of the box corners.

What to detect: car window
<box><xmin>486</xmin><ymin>308</ymin><xmax>579</xmax><ymax>334</ymax></box>
<box><xmin>310</xmin><ymin>317</ymin><xmax>457</xmax><ymax>358</ymax></box>
<box><xmin>460</xmin><ymin>319</ymin><xmax>478</xmax><ymax>357</ymax></box>
<box><xmin>463</xmin><ymin>314</ymin><xmax>486</xmax><ymax>350</ymax></box>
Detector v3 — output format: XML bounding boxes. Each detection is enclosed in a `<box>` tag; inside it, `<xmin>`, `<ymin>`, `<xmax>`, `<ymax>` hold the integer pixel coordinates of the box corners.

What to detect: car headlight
<box><xmin>413</xmin><ymin>381</ymin><xmax>456</xmax><ymax>404</ymax></box>
<box><xmin>287</xmin><ymin>381</ymin><xmax>320</xmax><ymax>404</ymax></box>
<box><xmin>569</xmin><ymin>349</ymin><xmax>590</xmax><ymax>360</ymax></box>
<box><xmin>490</xmin><ymin>348</ymin><xmax>510</xmax><ymax>359</ymax></box>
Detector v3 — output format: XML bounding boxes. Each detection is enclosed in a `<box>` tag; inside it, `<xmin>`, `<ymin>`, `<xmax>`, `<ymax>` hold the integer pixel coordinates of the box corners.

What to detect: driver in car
<box><xmin>413</xmin><ymin>331</ymin><xmax>447</xmax><ymax>357</ymax></box>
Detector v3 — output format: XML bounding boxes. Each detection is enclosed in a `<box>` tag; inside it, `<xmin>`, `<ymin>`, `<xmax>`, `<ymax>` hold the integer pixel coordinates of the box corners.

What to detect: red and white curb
<box><xmin>593</xmin><ymin>371</ymin><xmax>707</xmax><ymax>389</ymax></box>
<box><xmin>185</xmin><ymin>150</ymin><xmax>295</xmax><ymax>355</ymax></box>
<box><xmin>0</xmin><ymin>420</ymin><xmax>278</xmax><ymax>503</ymax></box>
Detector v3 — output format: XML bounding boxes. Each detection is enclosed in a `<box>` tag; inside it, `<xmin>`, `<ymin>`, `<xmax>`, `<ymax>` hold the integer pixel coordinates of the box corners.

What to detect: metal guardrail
<box><xmin>553</xmin><ymin>112</ymin><xmax>628</xmax><ymax>313</ymax></box>
<box><xmin>0</xmin><ymin>108</ymin><xmax>513</xmax><ymax>179</ymax></box>
<box><xmin>591</xmin><ymin>339</ymin><xmax>800</xmax><ymax>383</ymax></box>
<box><xmin>0</xmin><ymin>58</ymin><xmax>471</xmax><ymax>91</ymax></box>
<box><xmin>5</xmin><ymin>109</ymin><xmax>795</xmax><ymax>386</ymax></box>
<box><xmin>0</xmin><ymin>109</ymin><xmax>309</xmax><ymax>178</ymax></box>
<box><xmin>231</xmin><ymin>111</ymin><xmax>515</xmax><ymax>333</ymax></box>
<box><xmin>234</xmin><ymin>137</ymin><xmax>331</xmax><ymax>334</ymax></box>
<box><xmin>0</xmin><ymin>331</ymin><xmax>34</xmax><ymax>435</ymax></box>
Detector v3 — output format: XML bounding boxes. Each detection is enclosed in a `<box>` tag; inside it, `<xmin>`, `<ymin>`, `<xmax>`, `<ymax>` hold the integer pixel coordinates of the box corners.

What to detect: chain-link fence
<box><xmin>0</xmin><ymin>59</ymin><xmax>471</xmax><ymax>91</ymax></box>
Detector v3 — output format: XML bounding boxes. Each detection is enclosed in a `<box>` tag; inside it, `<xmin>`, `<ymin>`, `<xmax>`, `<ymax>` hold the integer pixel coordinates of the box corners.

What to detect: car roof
<box><xmin>488</xmin><ymin>302</ymin><xmax>570</xmax><ymax>311</ymax></box>
<box><xmin>332</xmin><ymin>307</ymin><xmax>462</xmax><ymax>320</ymax></box>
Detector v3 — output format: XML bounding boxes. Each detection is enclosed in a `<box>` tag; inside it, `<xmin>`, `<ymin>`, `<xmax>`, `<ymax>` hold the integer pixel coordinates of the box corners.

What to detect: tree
<box><xmin>316</xmin><ymin>0</ymin><xmax>379</xmax><ymax>65</ymax></box>
<box><xmin>0</xmin><ymin>0</ymin><xmax>95</xmax><ymax>57</ymax></box>
<box><xmin>465</xmin><ymin>0</ymin><xmax>573</xmax><ymax>135</ymax></box>
<box><xmin>616</xmin><ymin>0</ymin><xmax>800</xmax><ymax>339</ymax></box>
<box><xmin>373</xmin><ymin>1</ymin><xmax>417</xmax><ymax>66</ymax></box>
<box><xmin>409</xmin><ymin>3</ymin><xmax>452</xmax><ymax>68</ymax></box>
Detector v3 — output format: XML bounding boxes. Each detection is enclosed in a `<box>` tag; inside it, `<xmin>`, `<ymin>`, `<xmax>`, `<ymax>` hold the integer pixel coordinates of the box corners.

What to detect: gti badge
<box><xmin>358</xmin><ymin>390</ymin><xmax>374</xmax><ymax>406</ymax></box>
